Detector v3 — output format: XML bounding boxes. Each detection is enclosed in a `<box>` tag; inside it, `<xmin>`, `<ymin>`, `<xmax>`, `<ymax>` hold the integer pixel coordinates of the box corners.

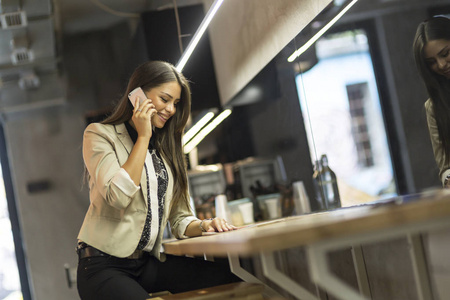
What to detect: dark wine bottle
<box><xmin>312</xmin><ymin>160</ymin><xmax>326</xmax><ymax>211</ymax></box>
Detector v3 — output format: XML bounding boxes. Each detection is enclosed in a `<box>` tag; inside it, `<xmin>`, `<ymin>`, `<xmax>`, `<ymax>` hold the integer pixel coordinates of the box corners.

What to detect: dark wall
<box><xmin>141</xmin><ymin>5</ymin><xmax>221</xmax><ymax>112</ymax></box>
<box><xmin>199</xmin><ymin>60</ymin><xmax>284</xmax><ymax>165</ymax></box>
<box><xmin>243</xmin><ymin>56</ymin><xmax>317</xmax><ymax>208</ymax></box>
<box><xmin>64</xmin><ymin>22</ymin><xmax>133</xmax><ymax>111</ymax></box>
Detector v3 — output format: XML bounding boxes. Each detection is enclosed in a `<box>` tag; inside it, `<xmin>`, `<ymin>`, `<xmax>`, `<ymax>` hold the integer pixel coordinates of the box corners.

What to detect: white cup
<box><xmin>215</xmin><ymin>194</ymin><xmax>230</xmax><ymax>220</ymax></box>
<box><xmin>238</xmin><ymin>202</ymin><xmax>254</xmax><ymax>224</ymax></box>
<box><xmin>265</xmin><ymin>198</ymin><xmax>280</xmax><ymax>219</ymax></box>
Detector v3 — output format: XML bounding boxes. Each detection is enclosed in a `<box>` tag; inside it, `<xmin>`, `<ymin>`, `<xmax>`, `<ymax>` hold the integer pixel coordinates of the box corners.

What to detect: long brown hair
<box><xmin>414</xmin><ymin>16</ymin><xmax>450</xmax><ymax>165</ymax></box>
<box><xmin>103</xmin><ymin>61</ymin><xmax>192</xmax><ymax>211</ymax></box>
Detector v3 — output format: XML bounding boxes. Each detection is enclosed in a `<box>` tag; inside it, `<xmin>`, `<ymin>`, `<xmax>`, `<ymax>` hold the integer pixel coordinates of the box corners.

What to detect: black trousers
<box><xmin>77</xmin><ymin>253</ymin><xmax>241</xmax><ymax>300</ymax></box>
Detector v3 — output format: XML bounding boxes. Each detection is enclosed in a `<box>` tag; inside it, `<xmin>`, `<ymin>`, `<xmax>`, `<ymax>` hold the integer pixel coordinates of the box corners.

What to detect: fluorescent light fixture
<box><xmin>183</xmin><ymin>109</ymin><xmax>232</xmax><ymax>154</ymax></box>
<box><xmin>287</xmin><ymin>0</ymin><xmax>358</xmax><ymax>63</ymax></box>
<box><xmin>176</xmin><ymin>0</ymin><xmax>224</xmax><ymax>72</ymax></box>
<box><xmin>183</xmin><ymin>111</ymin><xmax>215</xmax><ymax>145</ymax></box>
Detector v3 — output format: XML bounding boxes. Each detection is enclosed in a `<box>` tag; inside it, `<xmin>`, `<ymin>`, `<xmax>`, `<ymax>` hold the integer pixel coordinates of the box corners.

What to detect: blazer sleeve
<box><xmin>168</xmin><ymin>192</ymin><xmax>197</xmax><ymax>239</ymax></box>
<box><xmin>425</xmin><ymin>100</ymin><xmax>450</xmax><ymax>185</ymax></box>
<box><xmin>83</xmin><ymin>123</ymin><xmax>140</xmax><ymax>210</ymax></box>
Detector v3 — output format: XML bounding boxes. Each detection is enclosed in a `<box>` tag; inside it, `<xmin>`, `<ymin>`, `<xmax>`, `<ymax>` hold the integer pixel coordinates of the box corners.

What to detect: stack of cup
<box><xmin>292</xmin><ymin>181</ymin><xmax>311</xmax><ymax>215</ymax></box>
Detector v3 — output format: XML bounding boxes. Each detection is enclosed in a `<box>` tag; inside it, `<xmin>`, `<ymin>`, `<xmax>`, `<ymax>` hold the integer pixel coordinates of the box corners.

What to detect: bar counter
<box><xmin>163</xmin><ymin>190</ymin><xmax>450</xmax><ymax>300</ymax></box>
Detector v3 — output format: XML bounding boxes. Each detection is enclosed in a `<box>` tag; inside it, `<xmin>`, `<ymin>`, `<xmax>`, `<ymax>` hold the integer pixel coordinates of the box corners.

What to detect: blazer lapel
<box><xmin>114</xmin><ymin>123</ymin><xmax>148</xmax><ymax>204</ymax></box>
<box><xmin>115</xmin><ymin>123</ymin><xmax>133</xmax><ymax>153</ymax></box>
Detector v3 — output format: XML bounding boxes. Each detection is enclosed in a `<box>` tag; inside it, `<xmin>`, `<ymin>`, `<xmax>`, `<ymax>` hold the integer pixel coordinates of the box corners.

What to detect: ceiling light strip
<box><xmin>176</xmin><ymin>0</ymin><xmax>224</xmax><ymax>72</ymax></box>
<box><xmin>183</xmin><ymin>109</ymin><xmax>232</xmax><ymax>154</ymax></box>
<box><xmin>287</xmin><ymin>0</ymin><xmax>358</xmax><ymax>63</ymax></box>
<box><xmin>183</xmin><ymin>111</ymin><xmax>215</xmax><ymax>145</ymax></box>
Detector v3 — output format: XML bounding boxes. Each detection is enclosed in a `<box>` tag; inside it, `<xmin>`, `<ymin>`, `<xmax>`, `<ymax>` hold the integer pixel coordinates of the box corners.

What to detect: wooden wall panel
<box><xmin>204</xmin><ymin>0</ymin><xmax>332</xmax><ymax>106</ymax></box>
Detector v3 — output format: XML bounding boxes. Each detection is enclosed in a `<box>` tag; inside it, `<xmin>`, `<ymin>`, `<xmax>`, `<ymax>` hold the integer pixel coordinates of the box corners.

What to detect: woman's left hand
<box><xmin>206</xmin><ymin>217</ymin><xmax>237</xmax><ymax>232</ymax></box>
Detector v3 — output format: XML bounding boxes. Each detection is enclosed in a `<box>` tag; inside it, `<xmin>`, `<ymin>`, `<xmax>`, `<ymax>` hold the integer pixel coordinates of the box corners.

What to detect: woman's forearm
<box><xmin>121</xmin><ymin>136</ymin><xmax>150</xmax><ymax>186</ymax></box>
<box><xmin>184</xmin><ymin>219</ymin><xmax>206</xmax><ymax>237</ymax></box>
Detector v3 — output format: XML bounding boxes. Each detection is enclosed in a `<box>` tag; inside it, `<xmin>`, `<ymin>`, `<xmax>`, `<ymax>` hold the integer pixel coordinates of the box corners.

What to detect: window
<box><xmin>347</xmin><ymin>82</ymin><xmax>374</xmax><ymax>167</ymax></box>
<box><xmin>296</xmin><ymin>29</ymin><xmax>397</xmax><ymax>205</ymax></box>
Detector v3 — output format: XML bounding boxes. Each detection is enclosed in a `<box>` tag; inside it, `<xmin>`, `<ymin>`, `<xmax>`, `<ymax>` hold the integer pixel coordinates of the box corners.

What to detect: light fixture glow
<box><xmin>183</xmin><ymin>111</ymin><xmax>215</xmax><ymax>145</ymax></box>
<box><xmin>287</xmin><ymin>0</ymin><xmax>358</xmax><ymax>63</ymax></box>
<box><xmin>183</xmin><ymin>109</ymin><xmax>232</xmax><ymax>154</ymax></box>
<box><xmin>176</xmin><ymin>0</ymin><xmax>224</xmax><ymax>72</ymax></box>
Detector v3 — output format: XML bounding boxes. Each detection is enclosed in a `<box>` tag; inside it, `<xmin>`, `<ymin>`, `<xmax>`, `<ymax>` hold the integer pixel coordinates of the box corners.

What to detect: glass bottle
<box><xmin>319</xmin><ymin>154</ymin><xmax>341</xmax><ymax>209</ymax></box>
<box><xmin>312</xmin><ymin>160</ymin><xmax>326</xmax><ymax>210</ymax></box>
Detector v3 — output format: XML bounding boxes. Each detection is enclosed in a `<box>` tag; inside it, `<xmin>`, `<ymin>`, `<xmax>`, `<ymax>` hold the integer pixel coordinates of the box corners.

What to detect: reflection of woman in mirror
<box><xmin>77</xmin><ymin>61</ymin><xmax>239</xmax><ymax>300</ymax></box>
<box><xmin>414</xmin><ymin>16</ymin><xmax>450</xmax><ymax>187</ymax></box>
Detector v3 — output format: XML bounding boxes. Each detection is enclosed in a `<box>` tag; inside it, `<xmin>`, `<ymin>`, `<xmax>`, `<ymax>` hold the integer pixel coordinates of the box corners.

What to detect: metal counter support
<box><xmin>227</xmin><ymin>253</ymin><xmax>280</xmax><ymax>298</ymax></box>
<box><xmin>307</xmin><ymin>244</ymin><xmax>369</xmax><ymax>300</ymax></box>
<box><xmin>305</xmin><ymin>216</ymin><xmax>450</xmax><ymax>300</ymax></box>
<box><xmin>351</xmin><ymin>244</ymin><xmax>372</xmax><ymax>298</ymax></box>
<box><xmin>260</xmin><ymin>250</ymin><xmax>319</xmax><ymax>300</ymax></box>
<box><xmin>408</xmin><ymin>234</ymin><xmax>434</xmax><ymax>300</ymax></box>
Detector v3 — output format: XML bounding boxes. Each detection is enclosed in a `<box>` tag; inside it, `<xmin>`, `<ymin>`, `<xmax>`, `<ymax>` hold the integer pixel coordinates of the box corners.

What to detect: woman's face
<box><xmin>424</xmin><ymin>39</ymin><xmax>450</xmax><ymax>79</ymax></box>
<box><xmin>145</xmin><ymin>81</ymin><xmax>181</xmax><ymax>129</ymax></box>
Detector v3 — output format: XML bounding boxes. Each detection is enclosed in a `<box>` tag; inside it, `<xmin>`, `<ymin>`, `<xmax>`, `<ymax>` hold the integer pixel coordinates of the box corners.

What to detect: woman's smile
<box><xmin>145</xmin><ymin>81</ymin><xmax>181</xmax><ymax>128</ymax></box>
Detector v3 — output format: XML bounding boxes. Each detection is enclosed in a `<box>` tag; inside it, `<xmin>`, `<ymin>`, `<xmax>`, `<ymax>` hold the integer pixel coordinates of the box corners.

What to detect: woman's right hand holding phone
<box><xmin>124</xmin><ymin>97</ymin><xmax>157</xmax><ymax>186</ymax></box>
<box><xmin>132</xmin><ymin>98</ymin><xmax>157</xmax><ymax>139</ymax></box>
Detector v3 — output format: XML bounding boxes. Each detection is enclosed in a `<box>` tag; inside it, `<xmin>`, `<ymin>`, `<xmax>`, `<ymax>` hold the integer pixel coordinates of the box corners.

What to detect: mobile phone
<box><xmin>128</xmin><ymin>87</ymin><xmax>147</xmax><ymax>107</ymax></box>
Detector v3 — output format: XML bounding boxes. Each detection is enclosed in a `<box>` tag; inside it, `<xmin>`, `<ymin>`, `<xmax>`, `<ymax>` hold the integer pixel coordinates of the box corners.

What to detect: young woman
<box><xmin>76</xmin><ymin>61</ymin><xmax>239</xmax><ymax>300</ymax></box>
<box><xmin>414</xmin><ymin>16</ymin><xmax>450</xmax><ymax>187</ymax></box>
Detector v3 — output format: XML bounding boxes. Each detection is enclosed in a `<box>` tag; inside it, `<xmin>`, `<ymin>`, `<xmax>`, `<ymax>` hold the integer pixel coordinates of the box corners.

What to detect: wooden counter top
<box><xmin>163</xmin><ymin>190</ymin><xmax>450</xmax><ymax>257</ymax></box>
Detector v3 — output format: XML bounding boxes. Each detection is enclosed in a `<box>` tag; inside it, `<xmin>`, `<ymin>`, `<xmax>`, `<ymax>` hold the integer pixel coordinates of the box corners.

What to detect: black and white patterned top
<box><xmin>125</xmin><ymin>122</ymin><xmax>168</xmax><ymax>252</ymax></box>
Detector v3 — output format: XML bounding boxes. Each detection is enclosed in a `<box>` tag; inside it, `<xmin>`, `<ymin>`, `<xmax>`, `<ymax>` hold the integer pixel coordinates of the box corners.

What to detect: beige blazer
<box><xmin>425</xmin><ymin>99</ymin><xmax>450</xmax><ymax>185</ymax></box>
<box><xmin>77</xmin><ymin>123</ymin><xmax>197</xmax><ymax>260</ymax></box>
